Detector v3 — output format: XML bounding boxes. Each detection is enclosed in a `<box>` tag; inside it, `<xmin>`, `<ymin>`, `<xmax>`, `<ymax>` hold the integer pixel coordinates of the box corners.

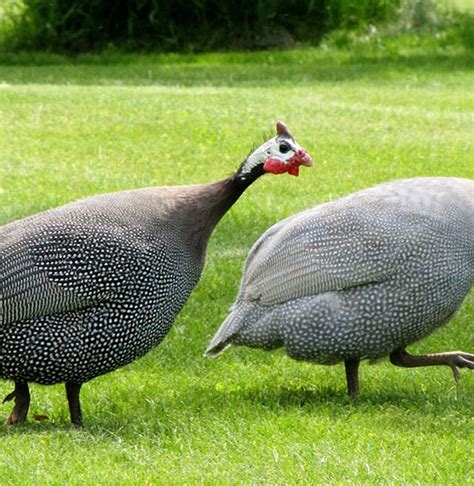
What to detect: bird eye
<box><xmin>279</xmin><ymin>143</ymin><xmax>290</xmax><ymax>154</ymax></box>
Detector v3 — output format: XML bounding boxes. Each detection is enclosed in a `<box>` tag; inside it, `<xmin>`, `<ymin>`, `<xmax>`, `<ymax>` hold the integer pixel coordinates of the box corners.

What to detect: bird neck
<box><xmin>234</xmin><ymin>157</ymin><xmax>266</xmax><ymax>188</ymax></box>
<box><xmin>208</xmin><ymin>163</ymin><xmax>267</xmax><ymax>219</ymax></box>
<box><xmin>179</xmin><ymin>170</ymin><xmax>264</xmax><ymax>255</ymax></box>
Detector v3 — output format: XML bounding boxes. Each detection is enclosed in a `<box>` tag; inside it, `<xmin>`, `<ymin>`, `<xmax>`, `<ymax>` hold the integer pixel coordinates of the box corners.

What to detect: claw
<box><xmin>390</xmin><ymin>348</ymin><xmax>474</xmax><ymax>385</ymax></box>
<box><xmin>447</xmin><ymin>354</ymin><xmax>474</xmax><ymax>382</ymax></box>
<box><xmin>450</xmin><ymin>365</ymin><xmax>461</xmax><ymax>383</ymax></box>
<box><xmin>3</xmin><ymin>391</ymin><xmax>16</xmax><ymax>403</ymax></box>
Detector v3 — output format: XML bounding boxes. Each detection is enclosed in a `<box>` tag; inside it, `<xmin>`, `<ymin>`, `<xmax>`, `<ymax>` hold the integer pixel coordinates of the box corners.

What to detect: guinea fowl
<box><xmin>206</xmin><ymin>177</ymin><xmax>474</xmax><ymax>396</ymax></box>
<box><xmin>0</xmin><ymin>122</ymin><xmax>312</xmax><ymax>426</ymax></box>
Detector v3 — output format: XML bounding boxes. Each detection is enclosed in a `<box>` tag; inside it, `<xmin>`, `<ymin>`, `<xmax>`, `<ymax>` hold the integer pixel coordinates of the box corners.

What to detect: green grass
<box><xmin>449</xmin><ymin>0</ymin><xmax>474</xmax><ymax>12</ymax></box>
<box><xmin>0</xmin><ymin>41</ymin><xmax>473</xmax><ymax>484</ymax></box>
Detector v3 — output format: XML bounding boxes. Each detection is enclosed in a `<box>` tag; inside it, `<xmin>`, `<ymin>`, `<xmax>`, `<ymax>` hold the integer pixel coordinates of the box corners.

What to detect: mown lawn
<box><xmin>0</xmin><ymin>40</ymin><xmax>473</xmax><ymax>484</ymax></box>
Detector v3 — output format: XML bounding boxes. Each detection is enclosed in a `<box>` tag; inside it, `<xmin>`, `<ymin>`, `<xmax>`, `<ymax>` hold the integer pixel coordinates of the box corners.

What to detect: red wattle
<box><xmin>288</xmin><ymin>166</ymin><xmax>299</xmax><ymax>177</ymax></box>
<box><xmin>263</xmin><ymin>158</ymin><xmax>290</xmax><ymax>175</ymax></box>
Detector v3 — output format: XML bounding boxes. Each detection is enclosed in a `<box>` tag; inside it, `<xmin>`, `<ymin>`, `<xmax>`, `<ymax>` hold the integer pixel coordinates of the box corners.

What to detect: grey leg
<box><xmin>390</xmin><ymin>348</ymin><xmax>474</xmax><ymax>382</ymax></box>
<box><xmin>65</xmin><ymin>382</ymin><xmax>83</xmax><ymax>427</ymax></box>
<box><xmin>3</xmin><ymin>381</ymin><xmax>30</xmax><ymax>426</ymax></box>
<box><xmin>344</xmin><ymin>358</ymin><xmax>360</xmax><ymax>397</ymax></box>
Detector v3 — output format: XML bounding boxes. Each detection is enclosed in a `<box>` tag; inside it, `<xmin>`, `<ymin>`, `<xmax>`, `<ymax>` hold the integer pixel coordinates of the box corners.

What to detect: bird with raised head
<box><xmin>0</xmin><ymin>122</ymin><xmax>312</xmax><ymax>426</ymax></box>
<box><xmin>205</xmin><ymin>177</ymin><xmax>473</xmax><ymax>397</ymax></box>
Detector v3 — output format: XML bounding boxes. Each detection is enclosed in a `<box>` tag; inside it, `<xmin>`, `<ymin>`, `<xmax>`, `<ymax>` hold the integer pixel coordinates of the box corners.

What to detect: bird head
<box><xmin>236</xmin><ymin>122</ymin><xmax>313</xmax><ymax>183</ymax></box>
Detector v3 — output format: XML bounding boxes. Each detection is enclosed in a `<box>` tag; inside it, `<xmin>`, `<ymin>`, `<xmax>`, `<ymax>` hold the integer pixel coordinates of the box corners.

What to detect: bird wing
<box><xmin>1</xmin><ymin>201</ymin><xmax>161</xmax><ymax>326</ymax></box>
<box><xmin>240</xmin><ymin>199</ymin><xmax>429</xmax><ymax>306</ymax></box>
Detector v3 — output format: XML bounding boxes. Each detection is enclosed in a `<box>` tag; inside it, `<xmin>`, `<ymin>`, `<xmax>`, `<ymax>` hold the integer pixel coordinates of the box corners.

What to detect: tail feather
<box><xmin>204</xmin><ymin>309</ymin><xmax>244</xmax><ymax>358</ymax></box>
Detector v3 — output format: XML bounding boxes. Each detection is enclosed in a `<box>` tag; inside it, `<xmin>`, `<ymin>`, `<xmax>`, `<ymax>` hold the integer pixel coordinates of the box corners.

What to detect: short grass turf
<box><xmin>0</xmin><ymin>41</ymin><xmax>473</xmax><ymax>484</ymax></box>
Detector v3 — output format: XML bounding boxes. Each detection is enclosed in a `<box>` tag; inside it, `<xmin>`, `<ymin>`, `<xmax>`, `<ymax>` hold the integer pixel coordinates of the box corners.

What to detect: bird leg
<box><xmin>344</xmin><ymin>358</ymin><xmax>360</xmax><ymax>397</ymax></box>
<box><xmin>390</xmin><ymin>348</ymin><xmax>474</xmax><ymax>382</ymax></box>
<box><xmin>3</xmin><ymin>381</ymin><xmax>30</xmax><ymax>426</ymax></box>
<box><xmin>65</xmin><ymin>382</ymin><xmax>83</xmax><ymax>427</ymax></box>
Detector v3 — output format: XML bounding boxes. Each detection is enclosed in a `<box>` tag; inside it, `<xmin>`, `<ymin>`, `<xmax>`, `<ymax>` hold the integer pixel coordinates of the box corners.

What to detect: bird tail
<box><xmin>204</xmin><ymin>307</ymin><xmax>245</xmax><ymax>359</ymax></box>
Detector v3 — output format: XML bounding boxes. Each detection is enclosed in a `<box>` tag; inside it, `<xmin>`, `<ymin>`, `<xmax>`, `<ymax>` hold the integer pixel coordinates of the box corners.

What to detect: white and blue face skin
<box><xmin>240</xmin><ymin>122</ymin><xmax>313</xmax><ymax>178</ymax></box>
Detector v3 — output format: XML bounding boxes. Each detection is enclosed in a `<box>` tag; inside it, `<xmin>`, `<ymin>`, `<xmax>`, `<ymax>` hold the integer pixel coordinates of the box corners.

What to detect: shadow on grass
<box><xmin>101</xmin><ymin>383</ymin><xmax>470</xmax><ymax>438</ymax></box>
<box><xmin>2</xmin><ymin>378</ymin><xmax>469</xmax><ymax>439</ymax></box>
<box><xmin>0</xmin><ymin>49</ymin><xmax>472</xmax><ymax>87</ymax></box>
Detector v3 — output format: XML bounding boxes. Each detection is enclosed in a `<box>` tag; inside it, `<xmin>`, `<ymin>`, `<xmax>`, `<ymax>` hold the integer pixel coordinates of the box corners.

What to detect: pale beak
<box><xmin>291</xmin><ymin>149</ymin><xmax>313</xmax><ymax>168</ymax></box>
<box><xmin>295</xmin><ymin>149</ymin><xmax>313</xmax><ymax>167</ymax></box>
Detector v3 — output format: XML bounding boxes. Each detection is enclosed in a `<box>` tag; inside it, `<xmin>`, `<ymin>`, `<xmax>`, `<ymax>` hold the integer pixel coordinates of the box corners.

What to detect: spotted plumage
<box><xmin>206</xmin><ymin>177</ymin><xmax>474</xmax><ymax>395</ymax></box>
<box><xmin>0</xmin><ymin>122</ymin><xmax>312</xmax><ymax>426</ymax></box>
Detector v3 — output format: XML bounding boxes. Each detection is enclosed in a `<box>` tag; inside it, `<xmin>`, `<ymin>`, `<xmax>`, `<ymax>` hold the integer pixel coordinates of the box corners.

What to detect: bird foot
<box><xmin>5</xmin><ymin>409</ymin><xmax>27</xmax><ymax>426</ymax></box>
<box><xmin>443</xmin><ymin>352</ymin><xmax>474</xmax><ymax>383</ymax></box>
<box><xmin>3</xmin><ymin>382</ymin><xmax>30</xmax><ymax>426</ymax></box>
<box><xmin>390</xmin><ymin>349</ymin><xmax>474</xmax><ymax>383</ymax></box>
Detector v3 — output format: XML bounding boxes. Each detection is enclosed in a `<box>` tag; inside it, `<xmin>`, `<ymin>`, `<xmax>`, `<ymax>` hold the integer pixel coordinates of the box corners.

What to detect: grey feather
<box><xmin>1</xmin><ymin>187</ymin><xmax>206</xmax><ymax>383</ymax></box>
<box><xmin>0</xmin><ymin>122</ymin><xmax>313</xmax><ymax>425</ymax></box>
<box><xmin>206</xmin><ymin>177</ymin><xmax>474</xmax><ymax>364</ymax></box>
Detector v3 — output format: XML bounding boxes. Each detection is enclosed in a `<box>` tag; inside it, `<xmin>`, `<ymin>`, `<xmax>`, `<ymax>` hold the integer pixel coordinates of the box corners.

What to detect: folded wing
<box><xmin>240</xmin><ymin>199</ymin><xmax>430</xmax><ymax>306</ymax></box>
